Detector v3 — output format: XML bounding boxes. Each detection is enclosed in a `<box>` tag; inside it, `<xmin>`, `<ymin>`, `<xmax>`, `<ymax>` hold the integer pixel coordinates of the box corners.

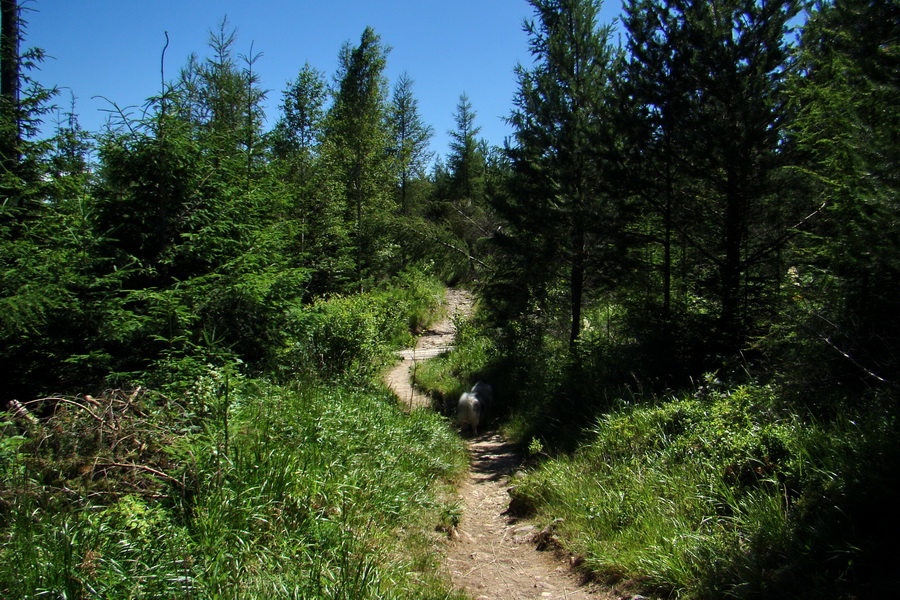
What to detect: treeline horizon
<box><xmin>2</xmin><ymin>0</ymin><xmax>899</xmax><ymax>597</ymax></box>
<box><xmin>1</xmin><ymin>0</ymin><xmax>509</xmax><ymax>400</ymax></box>
<box><xmin>0</xmin><ymin>0</ymin><xmax>895</xmax><ymax>409</ymax></box>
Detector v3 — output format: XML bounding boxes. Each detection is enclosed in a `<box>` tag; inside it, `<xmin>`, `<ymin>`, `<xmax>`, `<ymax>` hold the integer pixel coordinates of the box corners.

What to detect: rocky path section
<box><xmin>385</xmin><ymin>289</ymin><xmax>612</xmax><ymax>600</ymax></box>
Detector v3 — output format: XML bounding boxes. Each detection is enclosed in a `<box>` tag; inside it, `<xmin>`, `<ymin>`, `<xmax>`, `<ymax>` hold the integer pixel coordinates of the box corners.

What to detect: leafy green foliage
<box><xmin>283</xmin><ymin>272</ymin><xmax>445</xmax><ymax>382</ymax></box>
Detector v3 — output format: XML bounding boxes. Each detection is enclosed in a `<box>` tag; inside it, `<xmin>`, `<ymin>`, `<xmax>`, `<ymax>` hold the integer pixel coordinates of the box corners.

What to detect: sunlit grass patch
<box><xmin>0</xmin><ymin>375</ymin><xmax>468</xmax><ymax>599</ymax></box>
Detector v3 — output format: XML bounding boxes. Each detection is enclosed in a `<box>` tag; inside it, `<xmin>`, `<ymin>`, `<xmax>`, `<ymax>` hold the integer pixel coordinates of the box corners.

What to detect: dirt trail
<box><xmin>446</xmin><ymin>432</ymin><xmax>614</xmax><ymax>600</ymax></box>
<box><xmin>385</xmin><ymin>290</ymin><xmax>611</xmax><ymax>600</ymax></box>
<box><xmin>385</xmin><ymin>288</ymin><xmax>474</xmax><ymax>412</ymax></box>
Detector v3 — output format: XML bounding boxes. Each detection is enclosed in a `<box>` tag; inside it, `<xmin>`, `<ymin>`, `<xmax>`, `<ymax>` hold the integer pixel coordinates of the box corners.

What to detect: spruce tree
<box><xmin>270</xmin><ymin>63</ymin><xmax>353</xmax><ymax>293</ymax></box>
<box><xmin>447</xmin><ymin>93</ymin><xmax>485</xmax><ymax>205</ymax></box>
<box><xmin>624</xmin><ymin>0</ymin><xmax>805</xmax><ymax>355</ymax></box>
<box><xmin>0</xmin><ymin>0</ymin><xmax>55</xmax><ymax>224</ymax></box>
<box><xmin>789</xmin><ymin>0</ymin><xmax>900</xmax><ymax>382</ymax></box>
<box><xmin>272</xmin><ymin>63</ymin><xmax>328</xmax><ymax>181</ymax></box>
<box><xmin>1</xmin><ymin>0</ymin><xmax>20</xmax><ymax>173</ymax></box>
<box><xmin>436</xmin><ymin>93</ymin><xmax>494</xmax><ymax>274</ymax></box>
<box><xmin>499</xmin><ymin>0</ymin><xmax>624</xmax><ymax>348</ymax></box>
<box><xmin>390</xmin><ymin>72</ymin><xmax>433</xmax><ymax>215</ymax></box>
<box><xmin>323</xmin><ymin>26</ymin><xmax>394</xmax><ymax>289</ymax></box>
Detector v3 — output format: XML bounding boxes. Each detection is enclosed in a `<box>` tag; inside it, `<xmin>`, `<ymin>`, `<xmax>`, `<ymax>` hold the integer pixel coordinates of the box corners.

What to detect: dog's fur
<box><xmin>457</xmin><ymin>382</ymin><xmax>493</xmax><ymax>436</ymax></box>
<box><xmin>457</xmin><ymin>392</ymin><xmax>482</xmax><ymax>436</ymax></box>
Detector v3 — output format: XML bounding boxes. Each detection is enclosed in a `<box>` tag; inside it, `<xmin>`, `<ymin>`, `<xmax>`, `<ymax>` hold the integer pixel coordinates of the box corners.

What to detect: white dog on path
<box><xmin>457</xmin><ymin>382</ymin><xmax>493</xmax><ymax>436</ymax></box>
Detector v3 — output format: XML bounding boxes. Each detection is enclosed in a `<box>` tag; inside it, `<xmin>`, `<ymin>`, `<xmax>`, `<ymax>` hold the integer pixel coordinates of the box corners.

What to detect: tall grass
<box><xmin>509</xmin><ymin>380</ymin><xmax>900</xmax><ymax>598</ymax></box>
<box><xmin>0</xmin><ymin>377</ymin><xmax>468</xmax><ymax>598</ymax></box>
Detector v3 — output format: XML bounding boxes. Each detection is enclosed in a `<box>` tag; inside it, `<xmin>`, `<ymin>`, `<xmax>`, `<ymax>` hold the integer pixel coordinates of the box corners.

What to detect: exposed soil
<box><xmin>446</xmin><ymin>432</ymin><xmax>615</xmax><ymax>600</ymax></box>
<box><xmin>385</xmin><ymin>290</ymin><xmax>613</xmax><ymax>600</ymax></box>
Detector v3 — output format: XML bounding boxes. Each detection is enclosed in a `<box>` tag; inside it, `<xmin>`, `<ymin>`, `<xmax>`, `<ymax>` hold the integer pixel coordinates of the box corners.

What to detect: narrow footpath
<box><xmin>385</xmin><ymin>289</ymin><xmax>612</xmax><ymax>600</ymax></box>
<box><xmin>384</xmin><ymin>288</ymin><xmax>473</xmax><ymax>412</ymax></box>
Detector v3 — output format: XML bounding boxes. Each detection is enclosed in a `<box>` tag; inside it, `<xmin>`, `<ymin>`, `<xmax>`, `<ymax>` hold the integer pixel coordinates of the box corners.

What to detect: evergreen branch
<box><xmin>448</xmin><ymin>202</ymin><xmax>495</xmax><ymax>239</ymax></box>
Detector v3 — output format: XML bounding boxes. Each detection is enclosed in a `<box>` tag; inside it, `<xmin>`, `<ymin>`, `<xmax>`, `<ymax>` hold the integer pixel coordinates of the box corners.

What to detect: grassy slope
<box><xmin>1</xmin><ymin>378</ymin><xmax>469</xmax><ymax>599</ymax></box>
<box><xmin>511</xmin><ymin>383</ymin><xmax>900</xmax><ymax>599</ymax></box>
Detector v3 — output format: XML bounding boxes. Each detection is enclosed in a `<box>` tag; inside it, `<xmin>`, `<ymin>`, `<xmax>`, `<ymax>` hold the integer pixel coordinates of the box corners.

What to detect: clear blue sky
<box><xmin>26</xmin><ymin>0</ymin><xmax>624</xmax><ymax>159</ymax></box>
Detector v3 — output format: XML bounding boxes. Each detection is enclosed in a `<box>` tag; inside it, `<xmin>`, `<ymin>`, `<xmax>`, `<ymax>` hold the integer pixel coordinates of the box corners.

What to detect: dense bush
<box><xmin>283</xmin><ymin>272</ymin><xmax>444</xmax><ymax>381</ymax></box>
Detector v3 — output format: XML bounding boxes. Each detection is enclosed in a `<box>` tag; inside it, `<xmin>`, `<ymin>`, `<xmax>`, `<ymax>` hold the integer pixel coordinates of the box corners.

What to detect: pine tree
<box><xmin>789</xmin><ymin>0</ymin><xmax>900</xmax><ymax>382</ymax></box>
<box><xmin>390</xmin><ymin>72</ymin><xmax>432</xmax><ymax>215</ymax></box>
<box><xmin>622</xmin><ymin>0</ymin><xmax>694</xmax><ymax>324</ymax></box>
<box><xmin>624</xmin><ymin>0</ymin><xmax>805</xmax><ymax>355</ymax></box>
<box><xmin>447</xmin><ymin>93</ymin><xmax>485</xmax><ymax>205</ymax></box>
<box><xmin>269</xmin><ymin>63</ymin><xmax>354</xmax><ymax>292</ymax></box>
<box><xmin>499</xmin><ymin>0</ymin><xmax>624</xmax><ymax>348</ymax></box>
<box><xmin>272</xmin><ymin>63</ymin><xmax>328</xmax><ymax>181</ymax></box>
<box><xmin>323</xmin><ymin>26</ymin><xmax>394</xmax><ymax>289</ymax></box>
<box><xmin>175</xmin><ymin>18</ymin><xmax>266</xmax><ymax>178</ymax></box>
<box><xmin>0</xmin><ymin>0</ymin><xmax>55</xmax><ymax>224</ymax></box>
<box><xmin>434</xmin><ymin>93</ymin><xmax>495</xmax><ymax>274</ymax></box>
<box><xmin>1</xmin><ymin>0</ymin><xmax>20</xmax><ymax>172</ymax></box>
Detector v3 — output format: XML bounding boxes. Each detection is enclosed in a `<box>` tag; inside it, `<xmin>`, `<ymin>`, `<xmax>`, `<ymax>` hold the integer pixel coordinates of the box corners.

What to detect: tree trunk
<box><xmin>1</xmin><ymin>0</ymin><xmax>20</xmax><ymax>167</ymax></box>
<box><xmin>570</xmin><ymin>219</ymin><xmax>585</xmax><ymax>349</ymax></box>
<box><xmin>663</xmin><ymin>133</ymin><xmax>673</xmax><ymax>321</ymax></box>
<box><xmin>721</xmin><ymin>167</ymin><xmax>744</xmax><ymax>348</ymax></box>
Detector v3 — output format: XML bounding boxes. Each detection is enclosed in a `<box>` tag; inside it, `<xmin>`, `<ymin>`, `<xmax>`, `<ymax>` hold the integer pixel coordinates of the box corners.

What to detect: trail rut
<box><xmin>385</xmin><ymin>289</ymin><xmax>611</xmax><ymax>600</ymax></box>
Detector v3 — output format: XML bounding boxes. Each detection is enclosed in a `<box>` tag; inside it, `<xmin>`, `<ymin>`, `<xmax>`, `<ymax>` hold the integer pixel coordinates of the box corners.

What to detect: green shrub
<box><xmin>509</xmin><ymin>380</ymin><xmax>900</xmax><ymax>598</ymax></box>
<box><xmin>283</xmin><ymin>273</ymin><xmax>445</xmax><ymax>382</ymax></box>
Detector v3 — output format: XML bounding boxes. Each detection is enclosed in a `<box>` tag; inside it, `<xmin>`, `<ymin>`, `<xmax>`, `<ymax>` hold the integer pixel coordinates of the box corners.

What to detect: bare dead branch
<box><xmin>8</xmin><ymin>399</ymin><xmax>39</xmax><ymax>425</ymax></box>
<box><xmin>98</xmin><ymin>462</ymin><xmax>184</xmax><ymax>489</ymax></box>
<box><xmin>821</xmin><ymin>336</ymin><xmax>888</xmax><ymax>384</ymax></box>
<box><xmin>55</xmin><ymin>398</ymin><xmax>105</xmax><ymax>423</ymax></box>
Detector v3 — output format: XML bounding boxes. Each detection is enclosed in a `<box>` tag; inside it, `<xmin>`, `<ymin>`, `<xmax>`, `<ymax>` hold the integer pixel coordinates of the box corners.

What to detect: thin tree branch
<box><xmin>821</xmin><ymin>336</ymin><xmax>888</xmax><ymax>384</ymax></box>
<box><xmin>98</xmin><ymin>462</ymin><xmax>184</xmax><ymax>489</ymax></box>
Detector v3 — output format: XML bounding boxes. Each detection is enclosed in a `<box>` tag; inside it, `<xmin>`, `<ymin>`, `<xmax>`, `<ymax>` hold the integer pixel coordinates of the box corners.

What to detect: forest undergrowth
<box><xmin>2</xmin><ymin>0</ymin><xmax>897</xmax><ymax>597</ymax></box>
<box><xmin>419</xmin><ymin>307</ymin><xmax>900</xmax><ymax>599</ymax></box>
<box><xmin>0</xmin><ymin>282</ymin><xmax>469</xmax><ymax>599</ymax></box>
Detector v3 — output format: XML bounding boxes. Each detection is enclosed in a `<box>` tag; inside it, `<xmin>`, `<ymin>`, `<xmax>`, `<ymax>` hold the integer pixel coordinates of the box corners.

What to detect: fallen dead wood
<box><xmin>8</xmin><ymin>399</ymin><xmax>39</xmax><ymax>426</ymax></box>
<box><xmin>97</xmin><ymin>462</ymin><xmax>184</xmax><ymax>489</ymax></box>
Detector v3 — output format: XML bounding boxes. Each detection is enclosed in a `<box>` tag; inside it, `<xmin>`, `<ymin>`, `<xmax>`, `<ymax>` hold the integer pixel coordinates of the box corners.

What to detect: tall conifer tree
<box><xmin>500</xmin><ymin>0</ymin><xmax>623</xmax><ymax>348</ymax></box>
<box><xmin>323</xmin><ymin>26</ymin><xmax>393</xmax><ymax>289</ymax></box>
<box><xmin>624</xmin><ymin>0</ymin><xmax>804</xmax><ymax>354</ymax></box>
<box><xmin>390</xmin><ymin>72</ymin><xmax>432</xmax><ymax>215</ymax></box>
<box><xmin>789</xmin><ymin>0</ymin><xmax>900</xmax><ymax>381</ymax></box>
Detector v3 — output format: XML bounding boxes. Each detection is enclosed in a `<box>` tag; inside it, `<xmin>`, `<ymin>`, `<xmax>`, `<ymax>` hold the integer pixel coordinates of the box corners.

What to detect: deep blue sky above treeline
<box><xmin>26</xmin><ymin>0</ymin><xmax>625</xmax><ymax>160</ymax></box>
